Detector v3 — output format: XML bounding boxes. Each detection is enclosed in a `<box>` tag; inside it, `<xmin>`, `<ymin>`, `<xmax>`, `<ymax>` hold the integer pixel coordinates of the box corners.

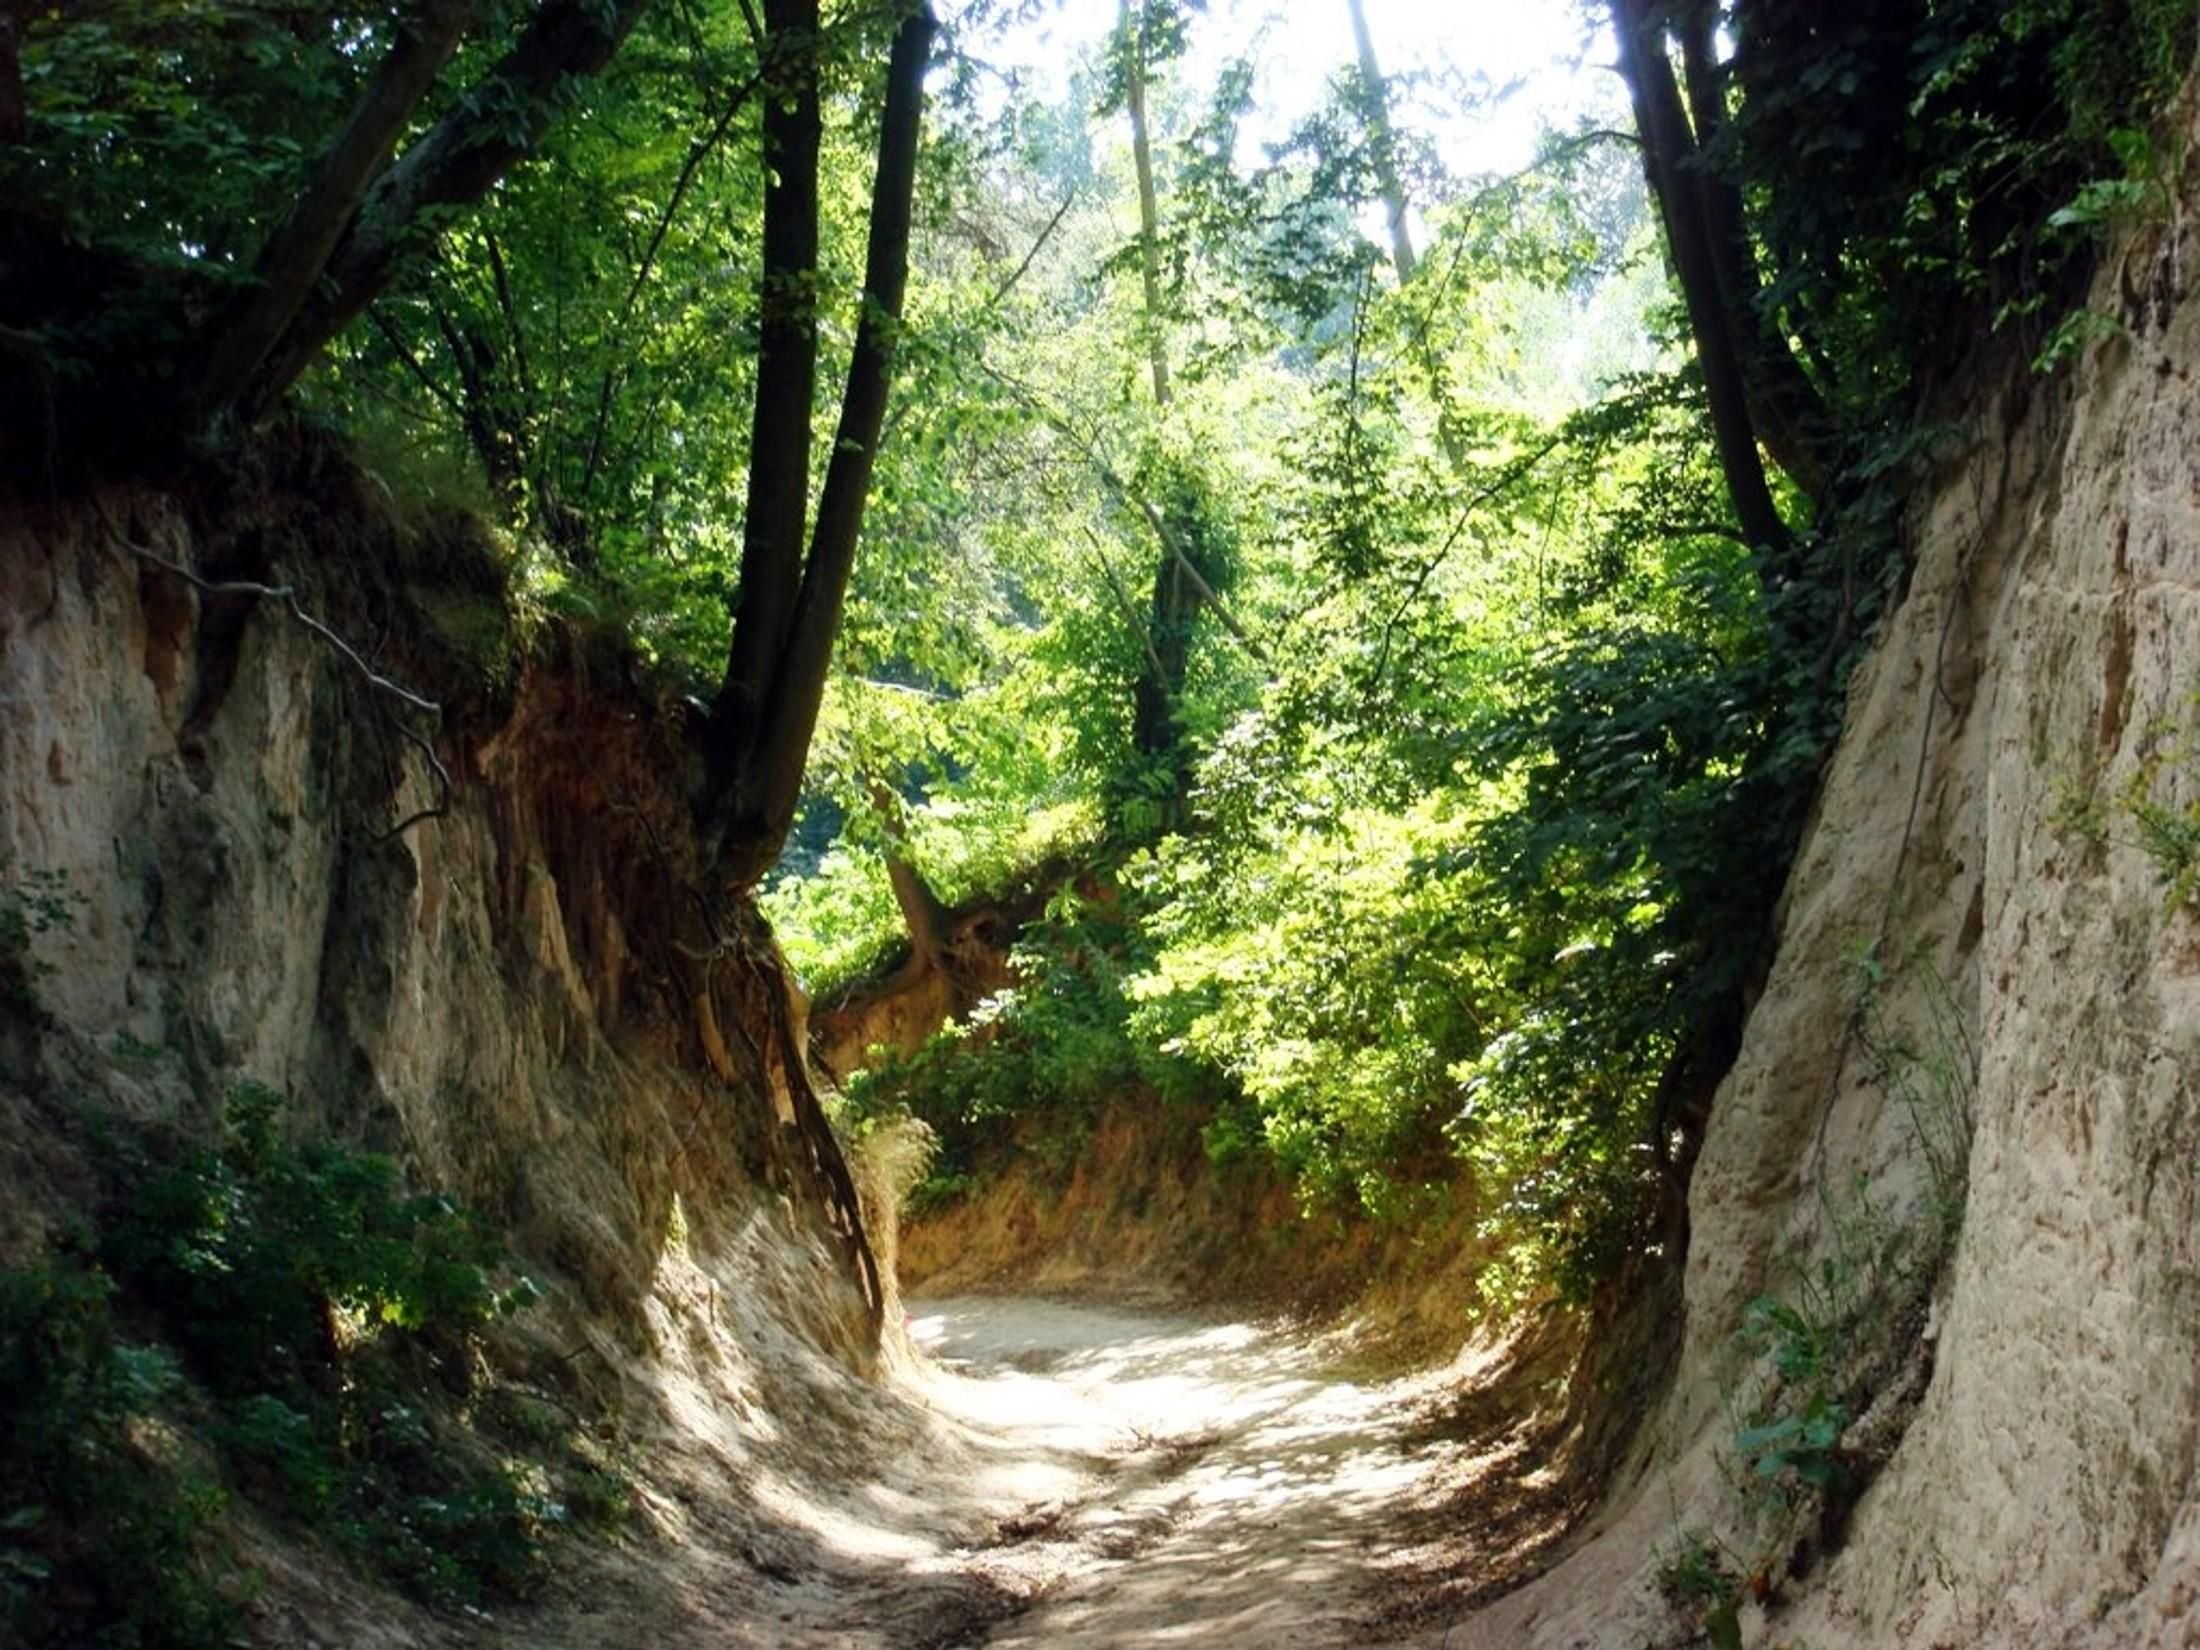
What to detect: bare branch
<box><xmin>96</xmin><ymin>501</ymin><xmax>453</xmax><ymax>841</ymax></box>
<box><xmin>1081</xmin><ymin>526</ymin><xmax>1170</xmax><ymax>684</ymax></box>
<box><xmin>986</xmin><ymin>185</ymin><xmax>1080</xmax><ymax>309</ymax></box>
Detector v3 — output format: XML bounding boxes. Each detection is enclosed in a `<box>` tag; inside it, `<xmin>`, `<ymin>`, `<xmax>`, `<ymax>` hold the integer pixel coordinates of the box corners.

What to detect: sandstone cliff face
<box><xmin>1443</xmin><ymin>118</ymin><xmax>2200</xmax><ymax>1650</ymax></box>
<box><xmin>0</xmin><ymin>453</ymin><xmax>912</xmax><ymax>1635</ymax></box>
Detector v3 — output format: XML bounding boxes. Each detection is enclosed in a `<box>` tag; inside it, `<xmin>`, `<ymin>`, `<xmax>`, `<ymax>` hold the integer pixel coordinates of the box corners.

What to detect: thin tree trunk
<box><xmin>1113</xmin><ymin>0</ymin><xmax>1196</xmax><ymax>796</ymax></box>
<box><xmin>706</xmin><ymin>0</ymin><xmax>937</xmax><ymax>889</ymax></box>
<box><xmin>236</xmin><ymin>0</ymin><xmax>650</xmax><ymax>422</ymax></box>
<box><xmin>195</xmin><ymin>0</ymin><xmax>473</xmax><ymax>424</ymax></box>
<box><xmin>1346</xmin><ymin>0</ymin><xmax>1470</xmax><ymax>471</ymax></box>
<box><xmin>1120</xmin><ymin>0</ymin><xmax>1171</xmax><ymax>410</ymax></box>
<box><xmin>1670</xmin><ymin>0</ymin><xmax>1828</xmax><ymax>500</ymax></box>
<box><xmin>1346</xmin><ymin>0</ymin><xmax>1415</xmax><ymax>282</ymax></box>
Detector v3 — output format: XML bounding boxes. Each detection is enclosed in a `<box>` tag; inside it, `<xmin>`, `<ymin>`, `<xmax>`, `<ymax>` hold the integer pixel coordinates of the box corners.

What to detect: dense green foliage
<box><xmin>810</xmin><ymin>0</ymin><xmax>2192</xmax><ymax>1303</ymax></box>
<box><xmin>3</xmin><ymin>0</ymin><xmax>2189</xmax><ymax>1308</ymax></box>
<box><xmin>1</xmin><ymin>1087</ymin><xmax>626</xmax><ymax>1644</ymax></box>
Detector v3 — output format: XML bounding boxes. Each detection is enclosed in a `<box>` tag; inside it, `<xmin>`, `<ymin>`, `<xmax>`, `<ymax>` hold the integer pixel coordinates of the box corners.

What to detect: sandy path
<box><xmin>445</xmin><ymin>1292</ymin><xmax>1544</xmax><ymax>1650</ymax></box>
<box><xmin>893</xmin><ymin>1295</ymin><xmax>1469</xmax><ymax>1648</ymax></box>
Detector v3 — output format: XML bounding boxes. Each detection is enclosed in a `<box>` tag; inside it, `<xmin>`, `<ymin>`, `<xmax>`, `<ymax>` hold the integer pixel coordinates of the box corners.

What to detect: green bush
<box><xmin>106</xmin><ymin>1082</ymin><xmax>536</xmax><ymax>1396</ymax></box>
<box><xmin>0</xmin><ymin>1255</ymin><xmax>238</xmax><ymax>1650</ymax></box>
<box><xmin>95</xmin><ymin>1084</ymin><xmax>571</xmax><ymax>1606</ymax></box>
<box><xmin>9</xmin><ymin>1081</ymin><xmax>617</xmax><ymax>1621</ymax></box>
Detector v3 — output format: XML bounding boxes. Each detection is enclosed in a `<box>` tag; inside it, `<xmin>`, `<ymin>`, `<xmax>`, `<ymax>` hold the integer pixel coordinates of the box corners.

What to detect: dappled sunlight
<box><xmin>883</xmin><ymin>1295</ymin><xmax>1524</xmax><ymax>1646</ymax></box>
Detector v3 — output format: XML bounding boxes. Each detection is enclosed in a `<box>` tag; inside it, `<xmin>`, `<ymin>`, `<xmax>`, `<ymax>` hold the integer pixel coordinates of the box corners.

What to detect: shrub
<box><xmin>77</xmin><ymin>1083</ymin><xmax>569</xmax><ymax>1609</ymax></box>
<box><xmin>106</xmin><ymin>1082</ymin><xmax>535</xmax><ymax>1396</ymax></box>
<box><xmin>0</xmin><ymin>1254</ymin><xmax>238</xmax><ymax>1650</ymax></box>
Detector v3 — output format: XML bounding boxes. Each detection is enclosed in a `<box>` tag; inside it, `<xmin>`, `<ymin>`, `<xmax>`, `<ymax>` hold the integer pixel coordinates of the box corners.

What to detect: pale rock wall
<box><xmin>0</xmin><ymin>470</ymin><xmax>878</xmax><ymax>1422</ymax></box>
<box><xmin>1437</xmin><ymin>118</ymin><xmax>2200</xmax><ymax>1650</ymax></box>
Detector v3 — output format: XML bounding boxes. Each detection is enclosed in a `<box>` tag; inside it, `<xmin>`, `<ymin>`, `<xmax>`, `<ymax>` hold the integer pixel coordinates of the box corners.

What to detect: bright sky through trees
<box><xmin>989</xmin><ymin>0</ymin><xmax>1621</xmax><ymax>178</ymax></box>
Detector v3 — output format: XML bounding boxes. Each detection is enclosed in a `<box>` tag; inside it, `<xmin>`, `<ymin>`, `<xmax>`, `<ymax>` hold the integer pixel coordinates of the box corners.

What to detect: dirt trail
<box><xmin>436</xmin><ymin>1293</ymin><xmax>1557</xmax><ymax>1650</ymax></box>
<box><xmin>885</xmin><ymin>1295</ymin><xmax>1492</xmax><ymax>1649</ymax></box>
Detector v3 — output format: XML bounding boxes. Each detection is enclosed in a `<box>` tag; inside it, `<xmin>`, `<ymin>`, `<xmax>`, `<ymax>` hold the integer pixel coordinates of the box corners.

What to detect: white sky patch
<box><xmin>980</xmin><ymin>0</ymin><xmax>1620</xmax><ymax>180</ymax></box>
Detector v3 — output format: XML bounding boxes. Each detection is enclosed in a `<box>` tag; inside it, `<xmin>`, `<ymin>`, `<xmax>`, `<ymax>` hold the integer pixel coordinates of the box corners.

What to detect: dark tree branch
<box><xmin>237</xmin><ymin>0</ymin><xmax>651</xmax><ymax>422</ymax></box>
<box><xmin>987</xmin><ymin>184</ymin><xmax>1080</xmax><ymax>309</ymax></box>
<box><xmin>194</xmin><ymin>0</ymin><xmax>474</xmax><ymax>425</ymax></box>
<box><xmin>1670</xmin><ymin>0</ymin><xmax>1829</xmax><ymax>499</ymax></box>
<box><xmin>981</xmin><ymin>365</ymin><xmax>1269</xmax><ymax>663</ymax></box>
<box><xmin>1371</xmin><ymin>429</ymin><xmax>1565</xmax><ymax>688</ymax></box>
<box><xmin>1082</xmin><ymin>526</ymin><xmax>1170</xmax><ymax>685</ymax></box>
<box><xmin>1609</xmin><ymin>0</ymin><xmax>1791</xmax><ymax>569</ymax></box>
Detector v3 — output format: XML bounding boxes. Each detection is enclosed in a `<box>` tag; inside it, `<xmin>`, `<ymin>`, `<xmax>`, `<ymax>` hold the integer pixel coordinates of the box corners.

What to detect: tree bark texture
<box><xmin>1346</xmin><ymin>0</ymin><xmax>1416</xmax><ymax>283</ymax></box>
<box><xmin>1668</xmin><ymin>0</ymin><xmax>1830</xmax><ymax>500</ymax></box>
<box><xmin>704</xmin><ymin>0</ymin><xmax>937</xmax><ymax>890</ymax></box>
<box><xmin>1120</xmin><ymin>0</ymin><xmax>1173</xmax><ymax>410</ymax></box>
<box><xmin>1609</xmin><ymin>0</ymin><xmax>1792</xmax><ymax>568</ymax></box>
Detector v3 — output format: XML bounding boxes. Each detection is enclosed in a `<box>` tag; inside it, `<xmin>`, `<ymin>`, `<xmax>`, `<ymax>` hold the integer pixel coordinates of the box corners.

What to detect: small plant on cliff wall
<box><xmin>0</xmin><ymin>864</ymin><xmax>82</xmax><ymax>1010</ymax></box>
<box><xmin>2122</xmin><ymin>698</ymin><xmax>2200</xmax><ymax>915</ymax></box>
<box><xmin>2052</xmin><ymin>689</ymin><xmax>2200</xmax><ymax>918</ymax></box>
<box><xmin>1652</xmin><ymin>1528</ymin><xmax>1745</xmax><ymax>1650</ymax></box>
<box><xmin>1847</xmin><ymin>944</ymin><xmax>1976</xmax><ymax>1227</ymax></box>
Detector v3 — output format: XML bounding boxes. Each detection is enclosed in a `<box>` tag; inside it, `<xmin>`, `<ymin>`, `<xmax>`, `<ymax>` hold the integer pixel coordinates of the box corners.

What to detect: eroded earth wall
<box><xmin>1447</xmin><ymin>111</ymin><xmax>2200</xmax><ymax>1650</ymax></box>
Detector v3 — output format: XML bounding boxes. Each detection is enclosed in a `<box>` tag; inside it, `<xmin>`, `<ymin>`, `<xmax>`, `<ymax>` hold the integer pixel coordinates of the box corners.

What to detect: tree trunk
<box><xmin>713</xmin><ymin>0</ymin><xmax>824</xmax><ymax>762</ymax></box>
<box><xmin>0</xmin><ymin>3</ymin><xmax>27</xmax><ymax>147</ymax></box>
<box><xmin>194</xmin><ymin>0</ymin><xmax>474</xmax><ymax>425</ymax></box>
<box><xmin>236</xmin><ymin>0</ymin><xmax>650</xmax><ymax>422</ymax></box>
<box><xmin>1609</xmin><ymin>0</ymin><xmax>1791</xmax><ymax>568</ymax></box>
<box><xmin>1113</xmin><ymin>0</ymin><xmax>1199</xmax><ymax>812</ymax></box>
<box><xmin>1346</xmin><ymin>0</ymin><xmax>1416</xmax><ymax>283</ymax></box>
<box><xmin>703</xmin><ymin>0</ymin><xmax>937</xmax><ymax>890</ymax></box>
<box><xmin>1119</xmin><ymin>0</ymin><xmax>1172</xmax><ymax>410</ymax></box>
<box><xmin>1669</xmin><ymin>0</ymin><xmax>1829</xmax><ymax>500</ymax></box>
<box><xmin>1345</xmin><ymin>0</ymin><xmax>1470</xmax><ymax>472</ymax></box>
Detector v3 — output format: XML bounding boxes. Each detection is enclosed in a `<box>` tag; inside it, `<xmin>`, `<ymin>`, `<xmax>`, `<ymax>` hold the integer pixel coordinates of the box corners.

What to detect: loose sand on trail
<box><xmin>253</xmin><ymin>1291</ymin><xmax>1581</xmax><ymax>1650</ymax></box>
<box><xmin>869</xmin><ymin>1293</ymin><xmax>1554</xmax><ymax>1648</ymax></box>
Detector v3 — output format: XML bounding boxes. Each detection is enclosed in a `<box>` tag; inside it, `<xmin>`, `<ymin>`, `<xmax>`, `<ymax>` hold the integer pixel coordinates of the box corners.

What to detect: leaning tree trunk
<box><xmin>232</xmin><ymin>0</ymin><xmax>652</xmax><ymax>425</ymax></box>
<box><xmin>193</xmin><ymin>0</ymin><xmax>474</xmax><ymax>424</ymax></box>
<box><xmin>1347</xmin><ymin>0</ymin><xmax>1416</xmax><ymax>283</ymax></box>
